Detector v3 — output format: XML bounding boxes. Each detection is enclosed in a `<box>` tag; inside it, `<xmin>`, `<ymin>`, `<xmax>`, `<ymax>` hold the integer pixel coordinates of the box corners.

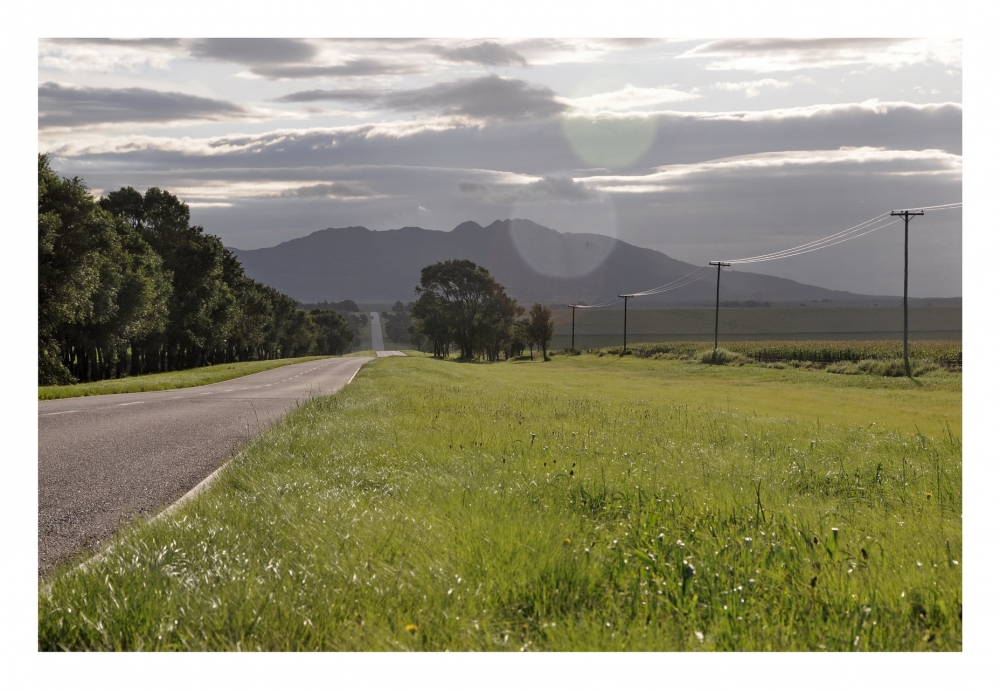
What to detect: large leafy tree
<box><xmin>412</xmin><ymin>260</ymin><xmax>521</xmax><ymax>360</ymax></box>
<box><xmin>310</xmin><ymin>310</ymin><xmax>355</xmax><ymax>355</ymax></box>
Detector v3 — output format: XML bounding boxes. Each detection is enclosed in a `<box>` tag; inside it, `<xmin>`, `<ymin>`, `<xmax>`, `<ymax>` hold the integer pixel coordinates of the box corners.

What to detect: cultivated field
<box><xmin>39</xmin><ymin>353</ymin><xmax>961</xmax><ymax>651</ymax></box>
<box><xmin>549</xmin><ymin>305</ymin><xmax>961</xmax><ymax>349</ymax></box>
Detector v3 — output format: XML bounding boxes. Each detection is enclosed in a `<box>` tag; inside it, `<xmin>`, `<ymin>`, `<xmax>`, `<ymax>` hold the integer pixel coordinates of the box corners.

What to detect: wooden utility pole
<box><xmin>618</xmin><ymin>295</ymin><xmax>633</xmax><ymax>355</ymax></box>
<box><xmin>890</xmin><ymin>209</ymin><xmax>924</xmax><ymax>376</ymax></box>
<box><xmin>709</xmin><ymin>262</ymin><xmax>730</xmax><ymax>351</ymax></box>
<box><xmin>567</xmin><ymin>305</ymin><xmax>578</xmax><ymax>351</ymax></box>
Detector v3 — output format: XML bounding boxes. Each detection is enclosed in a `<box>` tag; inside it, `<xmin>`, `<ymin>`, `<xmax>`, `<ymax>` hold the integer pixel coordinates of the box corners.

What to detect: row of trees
<box><xmin>409</xmin><ymin>260</ymin><xmax>554</xmax><ymax>361</ymax></box>
<box><xmin>39</xmin><ymin>155</ymin><xmax>357</xmax><ymax>385</ymax></box>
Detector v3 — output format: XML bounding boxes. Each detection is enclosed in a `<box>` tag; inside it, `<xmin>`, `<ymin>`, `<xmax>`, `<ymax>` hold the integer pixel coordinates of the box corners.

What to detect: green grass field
<box><xmin>37</xmin><ymin>355</ymin><xmax>365</xmax><ymax>400</ymax></box>
<box><xmin>39</xmin><ymin>354</ymin><xmax>961</xmax><ymax>651</ymax></box>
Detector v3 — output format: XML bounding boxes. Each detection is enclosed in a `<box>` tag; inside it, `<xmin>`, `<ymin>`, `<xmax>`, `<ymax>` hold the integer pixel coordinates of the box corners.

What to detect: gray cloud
<box><xmin>48</xmin><ymin>102</ymin><xmax>961</xmax><ymax>180</ymax></box>
<box><xmin>276</xmin><ymin>74</ymin><xmax>565</xmax><ymax>121</ymax></box>
<box><xmin>281</xmin><ymin>182</ymin><xmax>374</xmax><ymax>199</ymax></box>
<box><xmin>38</xmin><ymin>82</ymin><xmax>247</xmax><ymax>128</ymax></box>
<box><xmin>432</xmin><ymin>41</ymin><xmax>527</xmax><ymax>66</ymax></box>
<box><xmin>189</xmin><ymin>38</ymin><xmax>317</xmax><ymax>65</ymax></box>
<box><xmin>458</xmin><ymin>181</ymin><xmax>489</xmax><ymax>195</ymax></box>
<box><xmin>688</xmin><ymin>38</ymin><xmax>904</xmax><ymax>56</ymax></box>
<box><xmin>273</xmin><ymin>87</ymin><xmax>381</xmax><ymax>103</ymax></box>
<box><xmin>251</xmin><ymin>59</ymin><xmax>422</xmax><ymax>80</ymax></box>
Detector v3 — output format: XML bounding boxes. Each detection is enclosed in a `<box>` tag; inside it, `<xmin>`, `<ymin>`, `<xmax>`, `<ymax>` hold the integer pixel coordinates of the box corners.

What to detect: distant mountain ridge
<box><xmin>230</xmin><ymin>219</ymin><xmax>891</xmax><ymax>305</ymax></box>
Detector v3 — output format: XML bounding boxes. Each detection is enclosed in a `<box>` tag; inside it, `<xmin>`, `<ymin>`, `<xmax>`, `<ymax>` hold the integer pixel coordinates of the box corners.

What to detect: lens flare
<box><xmin>508</xmin><ymin>194</ymin><xmax>618</xmax><ymax>279</ymax></box>
<box><xmin>562</xmin><ymin>114</ymin><xmax>657</xmax><ymax>169</ymax></box>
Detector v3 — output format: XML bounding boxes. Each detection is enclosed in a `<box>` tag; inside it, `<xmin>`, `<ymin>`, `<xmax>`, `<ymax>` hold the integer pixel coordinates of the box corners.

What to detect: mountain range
<box><xmin>230</xmin><ymin>219</ymin><xmax>891</xmax><ymax>305</ymax></box>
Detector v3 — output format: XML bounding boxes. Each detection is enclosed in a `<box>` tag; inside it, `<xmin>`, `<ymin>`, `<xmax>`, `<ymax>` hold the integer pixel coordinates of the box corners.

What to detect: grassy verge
<box><xmin>39</xmin><ymin>355</ymin><xmax>960</xmax><ymax>650</ymax></box>
<box><xmin>39</xmin><ymin>356</ymin><xmax>334</xmax><ymax>400</ymax></box>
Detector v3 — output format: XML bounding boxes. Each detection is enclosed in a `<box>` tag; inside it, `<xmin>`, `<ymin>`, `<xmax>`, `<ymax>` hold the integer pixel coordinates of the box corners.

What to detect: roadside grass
<box><xmin>38</xmin><ymin>356</ymin><xmax>334</xmax><ymax>400</ymax></box>
<box><xmin>39</xmin><ymin>355</ymin><xmax>961</xmax><ymax>650</ymax></box>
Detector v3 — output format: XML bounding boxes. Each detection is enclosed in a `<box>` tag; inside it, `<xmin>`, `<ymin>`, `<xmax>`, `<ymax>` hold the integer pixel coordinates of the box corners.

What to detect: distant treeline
<box><xmin>298</xmin><ymin>299</ymin><xmax>360</xmax><ymax>313</ymax></box>
<box><xmin>721</xmin><ymin>300</ymin><xmax>771</xmax><ymax>308</ymax></box>
<box><xmin>39</xmin><ymin>156</ymin><xmax>358</xmax><ymax>385</ymax></box>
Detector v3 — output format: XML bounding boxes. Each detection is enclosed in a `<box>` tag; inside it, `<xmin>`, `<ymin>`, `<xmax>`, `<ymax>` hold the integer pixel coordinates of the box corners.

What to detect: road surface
<box><xmin>370</xmin><ymin>311</ymin><xmax>385</xmax><ymax>350</ymax></box>
<box><xmin>38</xmin><ymin>356</ymin><xmax>372</xmax><ymax>576</ymax></box>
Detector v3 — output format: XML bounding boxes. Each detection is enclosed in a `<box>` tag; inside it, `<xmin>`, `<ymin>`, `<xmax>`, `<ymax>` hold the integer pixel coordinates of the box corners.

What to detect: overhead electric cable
<box><xmin>566</xmin><ymin>201</ymin><xmax>961</xmax><ymax>311</ymax></box>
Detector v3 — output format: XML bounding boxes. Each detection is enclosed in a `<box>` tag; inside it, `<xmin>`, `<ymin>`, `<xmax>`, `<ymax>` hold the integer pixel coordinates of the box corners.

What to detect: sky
<box><xmin>38</xmin><ymin>37</ymin><xmax>963</xmax><ymax>297</ymax></box>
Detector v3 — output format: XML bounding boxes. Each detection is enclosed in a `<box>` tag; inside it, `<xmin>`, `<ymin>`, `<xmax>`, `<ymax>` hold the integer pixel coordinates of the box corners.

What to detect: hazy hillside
<box><xmin>230</xmin><ymin>219</ymin><xmax>895</xmax><ymax>305</ymax></box>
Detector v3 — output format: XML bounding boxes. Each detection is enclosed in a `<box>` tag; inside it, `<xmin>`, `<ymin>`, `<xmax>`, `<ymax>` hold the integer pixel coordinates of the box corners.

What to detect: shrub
<box><xmin>699</xmin><ymin>348</ymin><xmax>741</xmax><ymax>365</ymax></box>
<box><xmin>854</xmin><ymin>359</ymin><xmax>937</xmax><ymax>377</ymax></box>
<box><xmin>826</xmin><ymin>361</ymin><xmax>860</xmax><ymax>375</ymax></box>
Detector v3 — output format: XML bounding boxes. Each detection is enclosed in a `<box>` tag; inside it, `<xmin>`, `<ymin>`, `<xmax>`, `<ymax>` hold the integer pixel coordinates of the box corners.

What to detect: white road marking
<box><xmin>118</xmin><ymin>401</ymin><xmax>144</xmax><ymax>406</ymax></box>
<box><xmin>168</xmin><ymin>396</ymin><xmax>182</xmax><ymax>399</ymax></box>
<box><xmin>41</xmin><ymin>410</ymin><xmax>79</xmax><ymax>416</ymax></box>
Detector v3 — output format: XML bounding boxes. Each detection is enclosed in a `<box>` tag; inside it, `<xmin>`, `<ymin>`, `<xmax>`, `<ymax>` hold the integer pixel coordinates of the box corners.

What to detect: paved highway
<box><xmin>370</xmin><ymin>311</ymin><xmax>385</xmax><ymax>350</ymax></box>
<box><xmin>38</xmin><ymin>356</ymin><xmax>372</xmax><ymax>576</ymax></box>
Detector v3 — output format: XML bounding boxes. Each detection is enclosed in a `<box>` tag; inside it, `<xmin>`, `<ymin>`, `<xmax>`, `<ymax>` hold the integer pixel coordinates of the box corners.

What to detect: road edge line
<box><xmin>61</xmin><ymin>357</ymin><xmax>373</xmax><ymax>579</ymax></box>
<box><xmin>157</xmin><ymin>357</ymin><xmax>372</xmax><ymax>519</ymax></box>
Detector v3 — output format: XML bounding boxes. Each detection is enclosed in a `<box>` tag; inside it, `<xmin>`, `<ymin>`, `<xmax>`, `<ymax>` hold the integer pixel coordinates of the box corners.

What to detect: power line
<box><xmin>722</xmin><ymin>202</ymin><xmax>961</xmax><ymax>265</ymax></box>
<box><xmin>562</xmin><ymin>201</ymin><xmax>961</xmax><ymax>347</ymax></box>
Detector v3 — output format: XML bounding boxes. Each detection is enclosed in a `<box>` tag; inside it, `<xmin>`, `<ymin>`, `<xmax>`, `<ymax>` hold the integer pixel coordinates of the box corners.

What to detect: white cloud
<box><xmin>714</xmin><ymin>78</ymin><xmax>793</xmax><ymax>97</ymax></box>
<box><xmin>559</xmin><ymin>84</ymin><xmax>700</xmax><ymax>113</ymax></box>
<box><xmin>661</xmin><ymin>99</ymin><xmax>961</xmax><ymax>123</ymax></box>
<box><xmin>581</xmin><ymin>147</ymin><xmax>962</xmax><ymax>193</ymax></box>
<box><xmin>38</xmin><ymin>39</ymin><xmax>180</xmax><ymax>73</ymax></box>
<box><xmin>40</xmin><ymin>117</ymin><xmax>476</xmax><ymax>157</ymax></box>
<box><xmin>680</xmin><ymin>38</ymin><xmax>961</xmax><ymax>72</ymax></box>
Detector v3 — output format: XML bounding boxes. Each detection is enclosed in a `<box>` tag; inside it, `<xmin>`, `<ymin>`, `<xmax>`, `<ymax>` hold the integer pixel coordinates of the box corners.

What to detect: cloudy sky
<box><xmin>38</xmin><ymin>37</ymin><xmax>962</xmax><ymax>297</ymax></box>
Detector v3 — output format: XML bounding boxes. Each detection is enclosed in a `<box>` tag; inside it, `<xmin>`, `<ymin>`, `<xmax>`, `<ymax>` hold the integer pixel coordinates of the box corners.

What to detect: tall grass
<box><xmin>605</xmin><ymin>340</ymin><xmax>961</xmax><ymax>364</ymax></box>
<box><xmin>39</xmin><ymin>356</ymin><xmax>961</xmax><ymax>650</ymax></box>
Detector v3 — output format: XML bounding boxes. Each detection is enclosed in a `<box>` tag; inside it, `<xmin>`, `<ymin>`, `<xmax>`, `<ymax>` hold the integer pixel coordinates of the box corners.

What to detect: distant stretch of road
<box><xmin>38</xmin><ymin>356</ymin><xmax>372</xmax><ymax>576</ymax></box>
<box><xmin>370</xmin><ymin>311</ymin><xmax>385</xmax><ymax>351</ymax></box>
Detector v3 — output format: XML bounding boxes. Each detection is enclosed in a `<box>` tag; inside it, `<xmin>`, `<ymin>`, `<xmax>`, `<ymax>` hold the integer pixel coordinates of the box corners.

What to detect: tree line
<box><xmin>39</xmin><ymin>155</ymin><xmax>358</xmax><ymax>385</ymax></box>
<box><xmin>408</xmin><ymin>259</ymin><xmax>554</xmax><ymax>361</ymax></box>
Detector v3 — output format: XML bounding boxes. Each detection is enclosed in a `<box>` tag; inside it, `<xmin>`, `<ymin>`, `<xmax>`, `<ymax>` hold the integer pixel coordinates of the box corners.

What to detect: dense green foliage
<box><xmin>38</xmin><ymin>156</ymin><xmax>355</xmax><ymax>384</ymax></box>
<box><xmin>38</xmin><ymin>355</ymin><xmax>961</xmax><ymax>651</ymax></box>
<box><xmin>411</xmin><ymin>260</ymin><xmax>524</xmax><ymax>360</ymax></box>
<box><xmin>383</xmin><ymin>301</ymin><xmax>416</xmax><ymax>347</ymax></box>
<box><xmin>299</xmin><ymin>299</ymin><xmax>360</xmax><ymax>313</ymax></box>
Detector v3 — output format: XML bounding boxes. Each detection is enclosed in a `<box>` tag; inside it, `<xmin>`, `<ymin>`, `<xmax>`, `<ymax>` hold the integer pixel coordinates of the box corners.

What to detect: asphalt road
<box><xmin>38</xmin><ymin>356</ymin><xmax>373</xmax><ymax>577</ymax></box>
<box><xmin>370</xmin><ymin>311</ymin><xmax>385</xmax><ymax>350</ymax></box>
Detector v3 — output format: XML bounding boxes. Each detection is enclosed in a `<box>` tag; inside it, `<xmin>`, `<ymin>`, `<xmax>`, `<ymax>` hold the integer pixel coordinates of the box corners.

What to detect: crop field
<box><xmin>598</xmin><ymin>340</ymin><xmax>961</xmax><ymax>366</ymax></box>
<box><xmin>549</xmin><ymin>305</ymin><xmax>961</xmax><ymax>349</ymax></box>
<box><xmin>38</xmin><ymin>354</ymin><xmax>961</xmax><ymax>651</ymax></box>
<box><xmin>37</xmin><ymin>356</ymin><xmax>341</xmax><ymax>400</ymax></box>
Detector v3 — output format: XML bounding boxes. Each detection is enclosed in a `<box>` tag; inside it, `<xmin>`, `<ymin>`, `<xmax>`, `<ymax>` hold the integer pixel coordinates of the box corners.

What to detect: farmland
<box><xmin>39</xmin><ymin>352</ymin><xmax>960</xmax><ymax>651</ymax></box>
<box><xmin>549</xmin><ymin>305</ymin><xmax>961</xmax><ymax>350</ymax></box>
